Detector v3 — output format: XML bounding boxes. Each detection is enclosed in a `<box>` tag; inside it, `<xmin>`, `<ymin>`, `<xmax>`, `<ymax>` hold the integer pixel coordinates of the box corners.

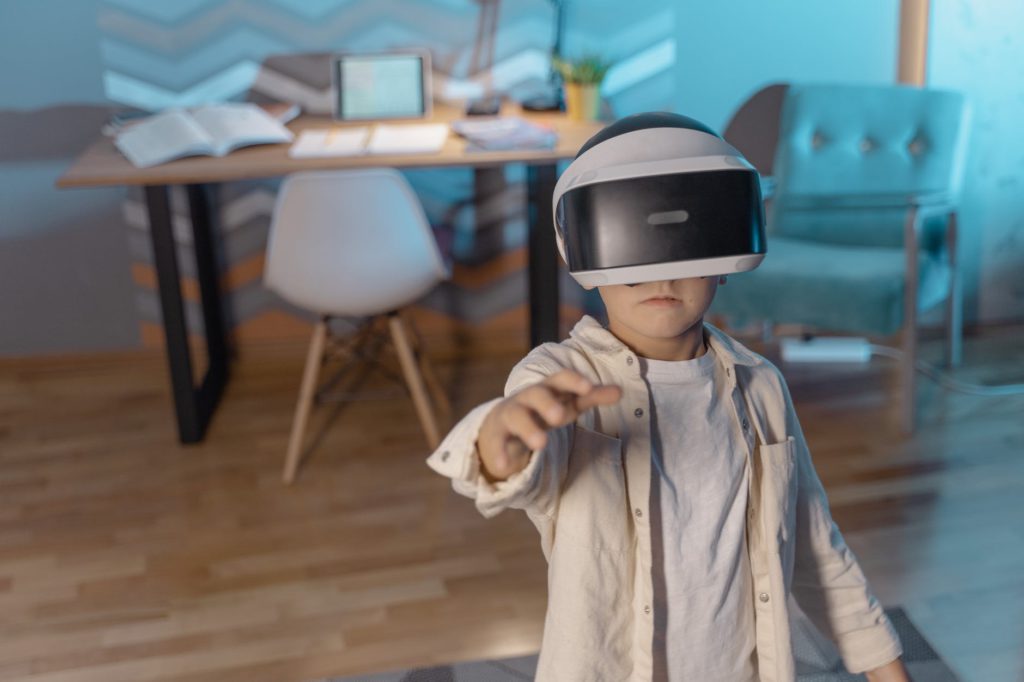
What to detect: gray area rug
<box><xmin>320</xmin><ymin>607</ymin><xmax>958</xmax><ymax>682</ymax></box>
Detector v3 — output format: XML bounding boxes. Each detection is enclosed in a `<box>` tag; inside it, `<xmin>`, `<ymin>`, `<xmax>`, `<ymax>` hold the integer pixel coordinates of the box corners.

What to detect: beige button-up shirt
<box><xmin>426</xmin><ymin>316</ymin><xmax>902</xmax><ymax>681</ymax></box>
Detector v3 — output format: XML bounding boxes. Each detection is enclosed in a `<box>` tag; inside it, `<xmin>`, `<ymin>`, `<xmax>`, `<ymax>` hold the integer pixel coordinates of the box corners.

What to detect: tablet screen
<box><xmin>334</xmin><ymin>53</ymin><xmax>428</xmax><ymax>120</ymax></box>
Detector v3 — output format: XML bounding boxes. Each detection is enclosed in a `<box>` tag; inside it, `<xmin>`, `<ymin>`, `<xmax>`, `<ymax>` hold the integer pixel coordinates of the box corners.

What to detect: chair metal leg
<box><xmin>283</xmin><ymin>317</ymin><xmax>329</xmax><ymax>484</ymax></box>
<box><xmin>945</xmin><ymin>212</ymin><xmax>963</xmax><ymax>368</ymax></box>
<box><xmin>900</xmin><ymin>317</ymin><xmax>918</xmax><ymax>436</ymax></box>
<box><xmin>901</xmin><ymin>207</ymin><xmax>921</xmax><ymax>436</ymax></box>
<box><xmin>945</xmin><ymin>269</ymin><xmax>963</xmax><ymax>369</ymax></box>
<box><xmin>388</xmin><ymin>313</ymin><xmax>442</xmax><ymax>450</ymax></box>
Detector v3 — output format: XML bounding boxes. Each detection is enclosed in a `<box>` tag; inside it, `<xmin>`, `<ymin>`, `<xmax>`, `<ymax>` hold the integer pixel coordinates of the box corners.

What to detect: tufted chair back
<box><xmin>769</xmin><ymin>84</ymin><xmax>969</xmax><ymax>250</ymax></box>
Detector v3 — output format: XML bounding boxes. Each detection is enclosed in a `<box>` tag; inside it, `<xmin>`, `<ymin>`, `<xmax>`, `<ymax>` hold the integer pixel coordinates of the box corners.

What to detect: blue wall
<box><xmin>674</xmin><ymin>0</ymin><xmax>899</xmax><ymax>135</ymax></box>
<box><xmin>0</xmin><ymin>0</ymin><xmax>110</xmax><ymax>108</ymax></box>
<box><xmin>928</xmin><ymin>0</ymin><xmax>1024</xmax><ymax>323</ymax></box>
<box><xmin>0</xmin><ymin>0</ymin><xmax>142</xmax><ymax>355</ymax></box>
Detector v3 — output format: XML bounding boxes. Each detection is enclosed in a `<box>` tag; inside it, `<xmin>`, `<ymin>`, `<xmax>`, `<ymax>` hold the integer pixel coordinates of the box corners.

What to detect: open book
<box><xmin>114</xmin><ymin>103</ymin><xmax>295</xmax><ymax>168</ymax></box>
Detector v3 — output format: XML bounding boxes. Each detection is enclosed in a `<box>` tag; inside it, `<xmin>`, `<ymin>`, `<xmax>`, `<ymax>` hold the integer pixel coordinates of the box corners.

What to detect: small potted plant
<box><xmin>553</xmin><ymin>54</ymin><xmax>612</xmax><ymax>121</ymax></box>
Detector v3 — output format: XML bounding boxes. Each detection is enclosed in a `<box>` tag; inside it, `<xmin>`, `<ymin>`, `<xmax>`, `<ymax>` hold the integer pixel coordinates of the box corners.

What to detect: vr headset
<box><xmin>552</xmin><ymin>112</ymin><xmax>766</xmax><ymax>288</ymax></box>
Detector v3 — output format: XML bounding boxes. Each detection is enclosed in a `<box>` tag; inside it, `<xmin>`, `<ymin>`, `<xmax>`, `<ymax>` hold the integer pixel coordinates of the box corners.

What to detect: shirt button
<box><xmin>634</xmin><ymin>408</ymin><xmax>644</xmax><ymax>418</ymax></box>
<box><xmin>440</xmin><ymin>451</ymin><xmax>450</xmax><ymax>462</ymax></box>
<box><xmin>759</xmin><ymin>592</ymin><xmax>770</xmax><ymax>603</ymax></box>
<box><xmin>748</xmin><ymin>507</ymin><xmax>755</xmax><ymax>519</ymax></box>
<box><xmin>741</xmin><ymin>418</ymin><xmax>749</xmax><ymax>431</ymax></box>
<box><xmin>634</xmin><ymin>508</ymin><xmax>643</xmax><ymax>518</ymax></box>
<box><xmin>726</xmin><ymin>367</ymin><xmax>731</xmax><ymax>377</ymax></box>
<box><xmin>626</xmin><ymin>356</ymin><xmax>634</xmax><ymax>365</ymax></box>
<box><xmin>643</xmin><ymin>604</ymin><xmax>651</xmax><ymax>614</ymax></box>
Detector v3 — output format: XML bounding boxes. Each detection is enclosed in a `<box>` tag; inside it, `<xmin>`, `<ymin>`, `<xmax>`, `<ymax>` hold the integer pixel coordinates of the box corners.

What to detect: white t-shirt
<box><xmin>640</xmin><ymin>343</ymin><xmax>758</xmax><ymax>682</ymax></box>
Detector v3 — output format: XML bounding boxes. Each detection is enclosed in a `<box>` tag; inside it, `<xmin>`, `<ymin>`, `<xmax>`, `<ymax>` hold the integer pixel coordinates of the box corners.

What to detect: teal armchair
<box><xmin>712</xmin><ymin>83</ymin><xmax>970</xmax><ymax>433</ymax></box>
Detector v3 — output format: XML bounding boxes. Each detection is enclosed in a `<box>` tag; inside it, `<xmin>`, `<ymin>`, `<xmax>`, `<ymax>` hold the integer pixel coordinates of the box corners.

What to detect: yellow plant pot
<box><xmin>564</xmin><ymin>82</ymin><xmax>602</xmax><ymax>121</ymax></box>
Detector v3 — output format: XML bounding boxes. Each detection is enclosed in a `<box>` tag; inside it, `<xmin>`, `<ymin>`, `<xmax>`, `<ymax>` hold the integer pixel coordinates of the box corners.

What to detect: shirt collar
<box><xmin>567</xmin><ymin>315</ymin><xmax>762</xmax><ymax>368</ymax></box>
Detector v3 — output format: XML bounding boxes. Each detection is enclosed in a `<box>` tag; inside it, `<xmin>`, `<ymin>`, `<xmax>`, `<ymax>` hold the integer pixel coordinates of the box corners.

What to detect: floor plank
<box><xmin>0</xmin><ymin>323</ymin><xmax>1022</xmax><ymax>681</ymax></box>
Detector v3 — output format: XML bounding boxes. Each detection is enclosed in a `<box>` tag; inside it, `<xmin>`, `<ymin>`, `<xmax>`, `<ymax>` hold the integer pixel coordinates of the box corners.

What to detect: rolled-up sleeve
<box><xmin>425</xmin><ymin>399</ymin><xmax>571</xmax><ymax>520</ymax></box>
<box><xmin>425</xmin><ymin>349</ymin><xmax>578</xmax><ymax>522</ymax></box>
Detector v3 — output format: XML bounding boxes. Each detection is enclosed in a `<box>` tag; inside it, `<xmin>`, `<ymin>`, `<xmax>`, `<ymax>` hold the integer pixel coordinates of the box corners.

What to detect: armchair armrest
<box><xmin>777</xmin><ymin>190</ymin><xmax>957</xmax><ymax>257</ymax></box>
<box><xmin>778</xmin><ymin>191</ymin><xmax>953</xmax><ymax>212</ymax></box>
<box><xmin>777</xmin><ymin>191</ymin><xmax>960</xmax><ymax>434</ymax></box>
<box><xmin>773</xmin><ymin>192</ymin><xmax>960</xmax><ymax>409</ymax></box>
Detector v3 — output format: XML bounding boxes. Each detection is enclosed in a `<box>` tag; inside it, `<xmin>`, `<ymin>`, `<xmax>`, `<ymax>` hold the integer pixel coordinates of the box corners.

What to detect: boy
<box><xmin>426</xmin><ymin>113</ymin><xmax>908</xmax><ymax>681</ymax></box>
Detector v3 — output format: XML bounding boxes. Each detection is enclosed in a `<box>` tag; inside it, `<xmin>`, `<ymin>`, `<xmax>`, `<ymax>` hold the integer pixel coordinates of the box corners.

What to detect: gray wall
<box><xmin>0</xmin><ymin>0</ymin><xmax>141</xmax><ymax>355</ymax></box>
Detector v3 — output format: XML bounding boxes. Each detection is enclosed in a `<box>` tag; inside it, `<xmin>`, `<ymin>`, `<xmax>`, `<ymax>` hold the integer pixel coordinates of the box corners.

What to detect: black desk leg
<box><xmin>144</xmin><ymin>184</ymin><xmax>230</xmax><ymax>444</ymax></box>
<box><xmin>526</xmin><ymin>163</ymin><xmax>560</xmax><ymax>347</ymax></box>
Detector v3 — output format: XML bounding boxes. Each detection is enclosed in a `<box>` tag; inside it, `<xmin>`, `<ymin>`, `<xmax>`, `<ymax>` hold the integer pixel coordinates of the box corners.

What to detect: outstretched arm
<box><xmin>477</xmin><ymin>369</ymin><xmax>622</xmax><ymax>482</ymax></box>
<box><xmin>426</xmin><ymin>353</ymin><xmax>620</xmax><ymax>525</ymax></box>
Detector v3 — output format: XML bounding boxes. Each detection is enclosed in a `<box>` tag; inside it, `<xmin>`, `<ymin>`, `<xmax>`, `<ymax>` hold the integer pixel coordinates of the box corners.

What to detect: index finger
<box><xmin>542</xmin><ymin>369</ymin><xmax>594</xmax><ymax>396</ymax></box>
<box><xmin>575</xmin><ymin>384</ymin><xmax>624</xmax><ymax>412</ymax></box>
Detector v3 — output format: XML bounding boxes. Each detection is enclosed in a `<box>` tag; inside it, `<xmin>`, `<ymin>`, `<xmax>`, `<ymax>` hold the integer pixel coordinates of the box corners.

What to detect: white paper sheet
<box><xmin>365</xmin><ymin>123</ymin><xmax>449</xmax><ymax>155</ymax></box>
<box><xmin>289</xmin><ymin>128</ymin><xmax>371</xmax><ymax>158</ymax></box>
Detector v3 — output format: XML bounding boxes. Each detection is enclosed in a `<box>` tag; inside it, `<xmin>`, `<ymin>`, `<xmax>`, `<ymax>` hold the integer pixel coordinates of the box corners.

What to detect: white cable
<box><xmin>868</xmin><ymin>344</ymin><xmax>1024</xmax><ymax>396</ymax></box>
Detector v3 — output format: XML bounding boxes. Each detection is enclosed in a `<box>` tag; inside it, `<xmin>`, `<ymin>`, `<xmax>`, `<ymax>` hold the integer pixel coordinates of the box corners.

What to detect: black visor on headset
<box><xmin>556</xmin><ymin>169</ymin><xmax>765</xmax><ymax>273</ymax></box>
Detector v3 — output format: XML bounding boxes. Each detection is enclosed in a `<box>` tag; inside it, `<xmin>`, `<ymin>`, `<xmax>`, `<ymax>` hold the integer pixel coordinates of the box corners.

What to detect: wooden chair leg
<box><xmin>400</xmin><ymin>310</ymin><xmax>452</xmax><ymax>424</ymax></box>
<box><xmin>283</xmin><ymin>317</ymin><xmax>329</xmax><ymax>484</ymax></box>
<box><xmin>419</xmin><ymin>353</ymin><xmax>452</xmax><ymax>425</ymax></box>
<box><xmin>388</xmin><ymin>313</ymin><xmax>441</xmax><ymax>450</ymax></box>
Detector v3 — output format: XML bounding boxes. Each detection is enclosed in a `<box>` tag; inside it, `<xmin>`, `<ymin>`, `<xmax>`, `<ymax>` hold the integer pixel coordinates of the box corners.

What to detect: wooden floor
<box><xmin>1</xmin><ymin>321</ymin><xmax>1022</xmax><ymax>682</ymax></box>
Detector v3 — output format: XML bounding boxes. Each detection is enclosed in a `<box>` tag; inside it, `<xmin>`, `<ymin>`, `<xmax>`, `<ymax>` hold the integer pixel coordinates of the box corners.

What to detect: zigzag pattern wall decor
<box><xmin>97</xmin><ymin>0</ymin><xmax>676</xmax><ymax>347</ymax></box>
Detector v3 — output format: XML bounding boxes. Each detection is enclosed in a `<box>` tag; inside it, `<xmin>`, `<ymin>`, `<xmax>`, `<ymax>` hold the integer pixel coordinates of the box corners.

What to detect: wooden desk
<box><xmin>57</xmin><ymin>103</ymin><xmax>603</xmax><ymax>444</ymax></box>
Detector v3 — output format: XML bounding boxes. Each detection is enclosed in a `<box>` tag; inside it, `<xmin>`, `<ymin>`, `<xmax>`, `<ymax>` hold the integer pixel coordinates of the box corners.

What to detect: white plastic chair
<box><xmin>264</xmin><ymin>169</ymin><xmax>451</xmax><ymax>483</ymax></box>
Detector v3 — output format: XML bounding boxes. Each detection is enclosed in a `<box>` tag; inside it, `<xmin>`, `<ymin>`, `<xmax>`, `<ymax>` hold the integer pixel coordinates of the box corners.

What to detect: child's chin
<box><xmin>640</xmin><ymin>316</ymin><xmax>700</xmax><ymax>339</ymax></box>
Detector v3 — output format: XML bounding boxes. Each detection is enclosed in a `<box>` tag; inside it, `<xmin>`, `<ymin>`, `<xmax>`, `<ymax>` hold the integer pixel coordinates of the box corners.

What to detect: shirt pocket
<box><xmin>553</xmin><ymin>424</ymin><xmax>631</xmax><ymax>554</ymax></box>
<box><xmin>759</xmin><ymin>436</ymin><xmax>798</xmax><ymax>548</ymax></box>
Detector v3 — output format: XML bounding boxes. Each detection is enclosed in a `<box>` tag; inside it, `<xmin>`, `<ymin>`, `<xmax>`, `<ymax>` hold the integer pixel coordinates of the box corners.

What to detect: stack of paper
<box><xmin>367</xmin><ymin>123</ymin><xmax>449</xmax><ymax>154</ymax></box>
<box><xmin>289</xmin><ymin>123</ymin><xmax>449</xmax><ymax>158</ymax></box>
<box><xmin>289</xmin><ymin>128</ymin><xmax>370</xmax><ymax>158</ymax></box>
<box><xmin>450</xmin><ymin>117</ymin><xmax>558</xmax><ymax>151</ymax></box>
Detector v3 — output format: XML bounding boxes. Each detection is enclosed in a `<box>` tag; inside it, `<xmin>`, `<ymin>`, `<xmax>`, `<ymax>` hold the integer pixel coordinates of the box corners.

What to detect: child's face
<box><xmin>597</xmin><ymin>277</ymin><xmax>720</xmax><ymax>352</ymax></box>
